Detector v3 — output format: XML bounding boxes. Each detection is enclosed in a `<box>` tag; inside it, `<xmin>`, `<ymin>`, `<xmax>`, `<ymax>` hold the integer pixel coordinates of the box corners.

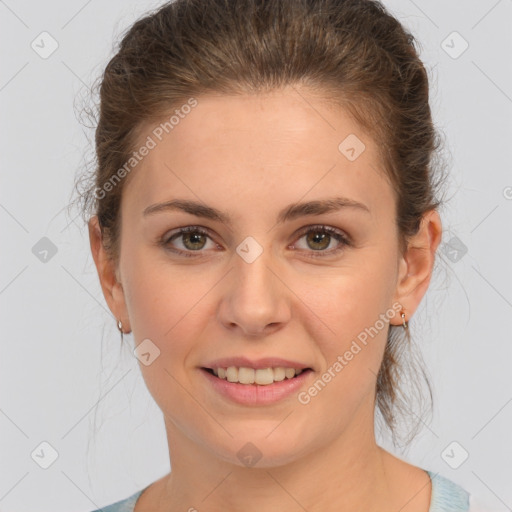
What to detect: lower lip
<box><xmin>200</xmin><ymin>368</ymin><xmax>313</xmax><ymax>406</ymax></box>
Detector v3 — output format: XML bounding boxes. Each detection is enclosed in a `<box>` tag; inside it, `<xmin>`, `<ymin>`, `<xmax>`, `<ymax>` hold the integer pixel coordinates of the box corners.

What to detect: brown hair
<box><xmin>74</xmin><ymin>0</ymin><xmax>448</xmax><ymax>447</ymax></box>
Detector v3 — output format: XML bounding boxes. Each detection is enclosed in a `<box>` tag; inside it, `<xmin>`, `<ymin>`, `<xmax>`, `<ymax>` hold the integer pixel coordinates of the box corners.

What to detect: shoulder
<box><xmin>88</xmin><ymin>489</ymin><xmax>145</xmax><ymax>512</ymax></box>
<box><xmin>426</xmin><ymin>470</ymin><xmax>471</xmax><ymax>512</ymax></box>
<box><xmin>427</xmin><ymin>471</ymin><xmax>510</xmax><ymax>512</ymax></box>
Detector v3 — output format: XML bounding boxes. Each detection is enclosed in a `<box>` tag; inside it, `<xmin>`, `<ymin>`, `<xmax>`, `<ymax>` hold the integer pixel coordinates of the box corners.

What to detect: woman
<box><xmin>82</xmin><ymin>0</ymin><xmax>479</xmax><ymax>510</ymax></box>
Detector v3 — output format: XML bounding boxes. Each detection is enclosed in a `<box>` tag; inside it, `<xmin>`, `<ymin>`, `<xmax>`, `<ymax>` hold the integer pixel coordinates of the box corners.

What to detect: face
<box><xmin>91</xmin><ymin>86</ymin><xmax>438</xmax><ymax>468</ymax></box>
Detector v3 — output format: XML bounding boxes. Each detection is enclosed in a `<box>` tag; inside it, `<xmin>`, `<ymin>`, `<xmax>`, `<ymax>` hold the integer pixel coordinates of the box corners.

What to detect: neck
<box><xmin>158</xmin><ymin>409</ymin><xmax>394</xmax><ymax>511</ymax></box>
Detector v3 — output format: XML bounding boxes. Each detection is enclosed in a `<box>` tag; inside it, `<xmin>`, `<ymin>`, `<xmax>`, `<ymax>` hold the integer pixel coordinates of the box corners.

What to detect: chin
<box><xmin>211</xmin><ymin>430</ymin><xmax>311</xmax><ymax>469</ymax></box>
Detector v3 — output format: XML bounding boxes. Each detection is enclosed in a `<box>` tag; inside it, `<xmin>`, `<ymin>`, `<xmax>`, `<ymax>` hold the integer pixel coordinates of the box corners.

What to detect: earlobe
<box><xmin>391</xmin><ymin>210</ymin><xmax>442</xmax><ymax>325</ymax></box>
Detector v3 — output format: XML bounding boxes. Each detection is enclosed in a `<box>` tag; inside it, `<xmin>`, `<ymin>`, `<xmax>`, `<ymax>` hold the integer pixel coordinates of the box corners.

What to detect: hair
<box><xmin>73</xmin><ymin>0</ymin><xmax>449</xmax><ymax>448</ymax></box>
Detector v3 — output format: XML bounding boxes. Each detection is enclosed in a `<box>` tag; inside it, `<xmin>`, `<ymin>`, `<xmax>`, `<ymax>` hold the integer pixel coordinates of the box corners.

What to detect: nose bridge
<box><xmin>237</xmin><ymin>244</ymin><xmax>274</xmax><ymax>295</ymax></box>
<box><xmin>219</xmin><ymin>236</ymin><xmax>290</xmax><ymax>335</ymax></box>
<box><xmin>235</xmin><ymin>239</ymin><xmax>278</xmax><ymax>307</ymax></box>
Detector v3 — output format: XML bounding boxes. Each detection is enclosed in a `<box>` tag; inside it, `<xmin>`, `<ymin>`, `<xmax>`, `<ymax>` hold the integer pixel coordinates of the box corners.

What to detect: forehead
<box><xmin>122</xmin><ymin>87</ymin><xmax>393</xmax><ymax>224</ymax></box>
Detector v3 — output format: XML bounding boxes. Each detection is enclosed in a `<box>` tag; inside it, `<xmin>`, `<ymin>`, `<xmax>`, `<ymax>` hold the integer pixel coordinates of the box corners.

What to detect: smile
<box><xmin>200</xmin><ymin>365</ymin><xmax>313</xmax><ymax>406</ymax></box>
<box><xmin>204</xmin><ymin>366</ymin><xmax>310</xmax><ymax>385</ymax></box>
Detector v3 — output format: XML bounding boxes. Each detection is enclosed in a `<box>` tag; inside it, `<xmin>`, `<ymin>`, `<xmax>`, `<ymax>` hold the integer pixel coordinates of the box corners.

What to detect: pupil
<box><xmin>308</xmin><ymin>231</ymin><xmax>329</xmax><ymax>250</ymax></box>
<box><xmin>185</xmin><ymin>233</ymin><xmax>205</xmax><ymax>249</ymax></box>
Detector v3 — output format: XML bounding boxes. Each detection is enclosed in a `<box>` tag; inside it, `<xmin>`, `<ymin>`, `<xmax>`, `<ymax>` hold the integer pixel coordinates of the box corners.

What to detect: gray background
<box><xmin>1</xmin><ymin>0</ymin><xmax>511</xmax><ymax>510</ymax></box>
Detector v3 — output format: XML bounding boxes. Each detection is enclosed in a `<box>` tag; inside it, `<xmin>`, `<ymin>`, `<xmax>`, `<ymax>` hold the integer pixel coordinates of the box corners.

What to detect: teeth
<box><xmin>273</xmin><ymin>367</ymin><xmax>286</xmax><ymax>382</ymax></box>
<box><xmin>226</xmin><ymin>366</ymin><xmax>238</xmax><ymax>382</ymax></box>
<box><xmin>285</xmin><ymin>368</ymin><xmax>295</xmax><ymax>379</ymax></box>
<box><xmin>212</xmin><ymin>366</ymin><xmax>305</xmax><ymax>385</ymax></box>
<box><xmin>238</xmin><ymin>367</ymin><xmax>255</xmax><ymax>384</ymax></box>
<box><xmin>254</xmin><ymin>368</ymin><xmax>273</xmax><ymax>385</ymax></box>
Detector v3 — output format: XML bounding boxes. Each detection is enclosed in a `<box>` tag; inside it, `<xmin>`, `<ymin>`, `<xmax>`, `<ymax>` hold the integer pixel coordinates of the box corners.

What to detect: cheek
<box><xmin>295</xmin><ymin>274</ymin><xmax>390</xmax><ymax>426</ymax></box>
<box><xmin>121</xmin><ymin>254</ymin><xmax>220</xmax><ymax>360</ymax></box>
<box><xmin>296</xmin><ymin>260</ymin><xmax>394</xmax><ymax>351</ymax></box>
<box><xmin>122</xmin><ymin>245</ymin><xmax>185</xmax><ymax>331</ymax></box>
<box><xmin>120</xmin><ymin>258</ymin><xmax>215</xmax><ymax>413</ymax></box>
<box><xmin>291</xmin><ymin>255</ymin><xmax>395</xmax><ymax>416</ymax></box>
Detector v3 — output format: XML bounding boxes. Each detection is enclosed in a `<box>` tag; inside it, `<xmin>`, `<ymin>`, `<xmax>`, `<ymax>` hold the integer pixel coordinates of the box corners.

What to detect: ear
<box><xmin>390</xmin><ymin>209</ymin><xmax>442</xmax><ymax>326</ymax></box>
<box><xmin>88</xmin><ymin>216</ymin><xmax>131</xmax><ymax>332</ymax></box>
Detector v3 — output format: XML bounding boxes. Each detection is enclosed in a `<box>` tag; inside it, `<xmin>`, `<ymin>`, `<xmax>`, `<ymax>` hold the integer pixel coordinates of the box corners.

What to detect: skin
<box><xmin>89</xmin><ymin>85</ymin><xmax>442</xmax><ymax>512</ymax></box>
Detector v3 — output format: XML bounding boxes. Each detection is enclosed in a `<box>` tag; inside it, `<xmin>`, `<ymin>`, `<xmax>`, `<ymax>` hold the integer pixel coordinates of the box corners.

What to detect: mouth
<box><xmin>201</xmin><ymin>366</ymin><xmax>313</xmax><ymax>385</ymax></box>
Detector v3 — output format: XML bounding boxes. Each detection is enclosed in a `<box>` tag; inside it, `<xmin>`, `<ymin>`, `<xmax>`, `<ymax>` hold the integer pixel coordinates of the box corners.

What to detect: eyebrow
<box><xmin>142</xmin><ymin>196</ymin><xmax>370</xmax><ymax>224</ymax></box>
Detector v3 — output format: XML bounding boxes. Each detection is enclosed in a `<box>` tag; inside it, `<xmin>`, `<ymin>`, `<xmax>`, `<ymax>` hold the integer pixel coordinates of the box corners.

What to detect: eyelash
<box><xmin>161</xmin><ymin>224</ymin><xmax>351</xmax><ymax>259</ymax></box>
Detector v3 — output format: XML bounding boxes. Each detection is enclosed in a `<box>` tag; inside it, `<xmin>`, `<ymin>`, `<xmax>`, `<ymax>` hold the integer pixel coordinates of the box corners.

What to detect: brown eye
<box><xmin>293</xmin><ymin>225</ymin><xmax>351</xmax><ymax>258</ymax></box>
<box><xmin>180</xmin><ymin>231</ymin><xmax>208</xmax><ymax>250</ymax></box>
<box><xmin>304</xmin><ymin>230</ymin><xmax>331</xmax><ymax>251</ymax></box>
<box><xmin>162</xmin><ymin>226</ymin><xmax>216</xmax><ymax>257</ymax></box>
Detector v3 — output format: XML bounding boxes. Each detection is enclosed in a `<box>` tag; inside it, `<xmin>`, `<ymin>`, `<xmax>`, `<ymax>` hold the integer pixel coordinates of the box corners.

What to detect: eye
<box><xmin>291</xmin><ymin>225</ymin><xmax>351</xmax><ymax>258</ymax></box>
<box><xmin>161</xmin><ymin>226</ymin><xmax>218</xmax><ymax>257</ymax></box>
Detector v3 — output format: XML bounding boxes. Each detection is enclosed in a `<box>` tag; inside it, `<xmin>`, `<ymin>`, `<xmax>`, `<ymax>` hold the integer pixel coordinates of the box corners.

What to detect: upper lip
<box><xmin>201</xmin><ymin>356</ymin><xmax>312</xmax><ymax>370</ymax></box>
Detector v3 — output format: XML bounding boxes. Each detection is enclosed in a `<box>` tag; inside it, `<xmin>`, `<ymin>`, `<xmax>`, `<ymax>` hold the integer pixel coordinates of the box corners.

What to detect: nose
<box><xmin>217</xmin><ymin>247</ymin><xmax>291</xmax><ymax>337</ymax></box>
